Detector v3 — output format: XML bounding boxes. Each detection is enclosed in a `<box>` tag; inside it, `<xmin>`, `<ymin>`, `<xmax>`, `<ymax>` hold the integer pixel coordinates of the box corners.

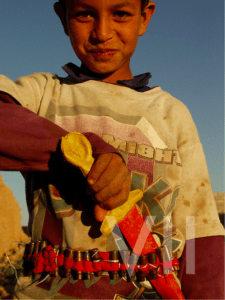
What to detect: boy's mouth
<box><xmin>89</xmin><ymin>49</ymin><xmax>118</xmax><ymax>60</ymax></box>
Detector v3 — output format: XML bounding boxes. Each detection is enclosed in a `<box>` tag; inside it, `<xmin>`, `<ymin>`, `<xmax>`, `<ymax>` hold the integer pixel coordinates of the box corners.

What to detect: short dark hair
<box><xmin>141</xmin><ymin>0</ymin><xmax>150</xmax><ymax>11</ymax></box>
<box><xmin>58</xmin><ymin>0</ymin><xmax>150</xmax><ymax>12</ymax></box>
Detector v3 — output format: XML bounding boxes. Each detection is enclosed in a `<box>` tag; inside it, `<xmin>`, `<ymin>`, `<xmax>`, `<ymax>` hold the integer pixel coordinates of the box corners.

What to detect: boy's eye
<box><xmin>113</xmin><ymin>11</ymin><xmax>131</xmax><ymax>20</ymax></box>
<box><xmin>74</xmin><ymin>11</ymin><xmax>93</xmax><ymax>21</ymax></box>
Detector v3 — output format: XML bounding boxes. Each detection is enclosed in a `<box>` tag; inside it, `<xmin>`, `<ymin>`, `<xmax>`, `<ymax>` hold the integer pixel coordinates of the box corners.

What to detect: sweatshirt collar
<box><xmin>62</xmin><ymin>63</ymin><xmax>151</xmax><ymax>91</ymax></box>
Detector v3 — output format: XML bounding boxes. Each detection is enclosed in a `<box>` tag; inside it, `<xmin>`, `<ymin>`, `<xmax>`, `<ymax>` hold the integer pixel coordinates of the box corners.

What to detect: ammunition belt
<box><xmin>23</xmin><ymin>241</ymin><xmax>180</xmax><ymax>282</ymax></box>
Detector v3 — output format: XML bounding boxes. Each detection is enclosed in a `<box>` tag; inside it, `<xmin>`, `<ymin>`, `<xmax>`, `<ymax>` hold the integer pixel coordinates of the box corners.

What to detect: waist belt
<box><xmin>23</xmin><ymin>240</ymin><xmax>180</xmax><ymax>282</ymax></box>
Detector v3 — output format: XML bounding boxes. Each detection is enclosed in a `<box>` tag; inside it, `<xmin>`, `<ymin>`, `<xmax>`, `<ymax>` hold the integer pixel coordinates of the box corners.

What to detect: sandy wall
<box><xmin>0</xmin><ymin>175</ymin><xmax>30</xmax><ymax>257</ymax></box>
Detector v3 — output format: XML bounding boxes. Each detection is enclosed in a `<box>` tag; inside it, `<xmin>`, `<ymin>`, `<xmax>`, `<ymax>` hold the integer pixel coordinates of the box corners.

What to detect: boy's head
<box><xmin>58</xmin><ymin>0</ymin><xmax>151</xmax><ymax>13</ymax></box>
<box><xmin>54</xmin><ymin>0</ymin><xmax>155</xmax><ymax>83</ymax></box>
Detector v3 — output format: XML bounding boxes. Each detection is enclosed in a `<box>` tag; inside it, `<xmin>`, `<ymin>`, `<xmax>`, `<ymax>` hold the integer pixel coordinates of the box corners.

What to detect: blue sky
<box><xmin>0</xmin><ymin>0</ymin><xmax>224</xmax><ymax>225</ymax></box>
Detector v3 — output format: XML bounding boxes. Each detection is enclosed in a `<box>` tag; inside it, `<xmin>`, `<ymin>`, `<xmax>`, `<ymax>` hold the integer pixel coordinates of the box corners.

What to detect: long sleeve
<box><xmin>179</xmin><ymin>236</ymin><xmax>224</xmax><ymax>299</ymax></box>
<box><xmin>0</xmin><ymin>92</ymin><xmax>68</xmax><ymax>171</ymax></box>
<box><xmin>0</xmin><ymin>93</ymin><xmax>120</xmax><ymax>171</ymax></box>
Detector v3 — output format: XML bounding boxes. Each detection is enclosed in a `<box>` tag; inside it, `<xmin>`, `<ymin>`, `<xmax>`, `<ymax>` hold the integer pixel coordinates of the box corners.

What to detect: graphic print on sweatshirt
<box><xmin>55</xmin><ymin>113</ymin><xmax>183</xmax><ymax>253</ymax></box>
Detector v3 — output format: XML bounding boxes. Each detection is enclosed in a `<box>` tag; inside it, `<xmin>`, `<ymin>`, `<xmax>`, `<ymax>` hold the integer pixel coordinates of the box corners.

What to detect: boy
<box><xmin>0</xmin><ymin>0</ymin><xmax>224</xmax><ymax>299</ymax></box>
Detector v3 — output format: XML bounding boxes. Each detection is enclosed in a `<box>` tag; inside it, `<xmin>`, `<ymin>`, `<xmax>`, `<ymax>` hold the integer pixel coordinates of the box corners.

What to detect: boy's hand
<box><xmin>86</xmin><ymin>153</ymin><xmax>131</xmax><ymax>222</ymax></box>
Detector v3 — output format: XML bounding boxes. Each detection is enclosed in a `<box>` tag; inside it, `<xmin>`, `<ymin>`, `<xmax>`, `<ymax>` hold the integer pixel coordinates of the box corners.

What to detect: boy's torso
<box><xmin>17</xmin><ymin>77</ymin><xmax>183</xmax><ymax>299</ymax></box>
<box><xmin>24</xmin><ymin>77</ymin><xmax>186</xmax><ymax>255</ymax></box>
<box><xmin>1</xmin><ymin>70</ymin><xmax>223</xmax><ymax>299</ymax></box>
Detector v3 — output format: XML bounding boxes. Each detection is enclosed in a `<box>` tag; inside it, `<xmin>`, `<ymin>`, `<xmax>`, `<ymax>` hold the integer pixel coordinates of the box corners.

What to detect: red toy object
<box><xmin>119</xmin><ymin>205</ymin><xmax>158</xmax><ymax>254</ymax></box>
<box><xmin>118</xmin><ymin>205</ymin><xmax>185</xmax><ymax>299</ymax></box>
<box><xmin>149</xmin><ymin>274</ymin><xmax>185</xmax><ymax>300</ymax></box>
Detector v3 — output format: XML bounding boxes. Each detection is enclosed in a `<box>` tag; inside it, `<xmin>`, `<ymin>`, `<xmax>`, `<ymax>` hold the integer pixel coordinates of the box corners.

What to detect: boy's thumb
<box><xmin>94</xmin><ymin>204</ymin><xmax>108</xmax><ymax>222</ymax></box>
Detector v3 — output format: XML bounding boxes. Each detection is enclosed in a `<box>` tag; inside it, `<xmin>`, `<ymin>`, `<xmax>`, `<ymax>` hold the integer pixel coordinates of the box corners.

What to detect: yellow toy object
<box><xmin>61</xmin><ymin>132</ymin><xmax>95</xmax><ymax>176</ymax></box>
<box><xmin>100</xmin><ymin>189</ymin><xmax>143</xmax><ymax>235</ymax></box>
<box><xmin>61</xmin><ymin>132</ymin><xmax>143</xmax><ymax>234</ymax></box>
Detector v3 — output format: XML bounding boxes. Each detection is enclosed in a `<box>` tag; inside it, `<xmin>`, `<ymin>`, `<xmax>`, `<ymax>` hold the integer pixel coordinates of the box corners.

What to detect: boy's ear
<box><xmin>139</xmin><ymin>1</ymin><xmax>155</xmax><ymax>36</ymax></box>
<box><xmin>54</xmin><ymin>2</ymin><xmax>69</xmax><ymax>36</ymax></box>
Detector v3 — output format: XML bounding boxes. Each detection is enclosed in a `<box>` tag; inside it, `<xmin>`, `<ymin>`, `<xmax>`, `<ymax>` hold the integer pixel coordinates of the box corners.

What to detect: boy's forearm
<box><xmin>0</xmin><ymin>92</ymin><xmax>68</xmax><ymax>171</ymax></box>
<box><xmin>0</xmin><ymin>93</ymin><xmax>120</xmax><ymax>171</ymax></box>
<box><xmin>179</xmin><ymin>236</ymin><xmax>224</xmax><ymax>299</ymax></box>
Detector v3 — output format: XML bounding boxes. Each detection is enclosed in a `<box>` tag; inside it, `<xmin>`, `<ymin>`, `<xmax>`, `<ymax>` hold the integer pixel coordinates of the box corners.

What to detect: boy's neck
<box><xmin>80</xmin><ymin>64</ymin><xmax>134</xmax><ymax>84</ymax></box>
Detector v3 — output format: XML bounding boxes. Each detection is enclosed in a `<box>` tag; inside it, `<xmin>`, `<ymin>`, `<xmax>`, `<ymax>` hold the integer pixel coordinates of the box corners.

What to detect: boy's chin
<box><xmin>80</xmin><ymin>61</ymin><xmax>132</xmax><ymax>83</ymax></box>
<box><xmin>81</xmin><ymin>63</ymin><xmax>114</xmax><ymax>78</ymax></box>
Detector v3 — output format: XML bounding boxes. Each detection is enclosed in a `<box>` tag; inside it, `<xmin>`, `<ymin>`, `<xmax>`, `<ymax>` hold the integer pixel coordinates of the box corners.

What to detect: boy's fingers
<box><xmin>88</xmin><ymin>156</ymin><xmax>127</xmax><ymax>194</ymax></box>
<box><xmin>94</xmin><ymin>204</ymin><xmax>108</xmax><ymax>222</ymax></box>
<box><xmin>87</xmin><ymin>153</ymin><xmax>113</xmax><ymax>185</ymax></box>
<box><xmin>94</xmin><ymin>176</ymin><xmax>131</xmax><ymax>210</ymax></box>
<box><xmin>91</xmin><ymin>170</ymin><xmax>130</xmax><ymax>204</ymax></box>
<box><xmin>93</xmin><ymin>180</ymin><xmax>131</xmax><ymax>222</ymax></box>
<box><xmin>86</xmin><ymin>152</ymin><xmax>131</xmax><ymax>221</ymax></box>
<box><xmin>87</xmin><ymin>153</ymin><xmax>125</xmax><ymax>193</ymax></box>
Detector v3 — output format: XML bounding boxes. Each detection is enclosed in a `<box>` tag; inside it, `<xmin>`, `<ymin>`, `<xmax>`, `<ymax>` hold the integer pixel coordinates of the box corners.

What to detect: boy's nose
<box><xmin>91</xmin><ymin>17</ymin><xmax>113</xmax><ymax>43</ymax></box>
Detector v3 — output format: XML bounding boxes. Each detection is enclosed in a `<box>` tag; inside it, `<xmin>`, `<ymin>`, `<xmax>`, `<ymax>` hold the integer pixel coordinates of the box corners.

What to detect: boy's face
<box><xmin>55</xmin><ymin>0</ymin><xmax>155</xmax><ymax>83</ymax></box>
